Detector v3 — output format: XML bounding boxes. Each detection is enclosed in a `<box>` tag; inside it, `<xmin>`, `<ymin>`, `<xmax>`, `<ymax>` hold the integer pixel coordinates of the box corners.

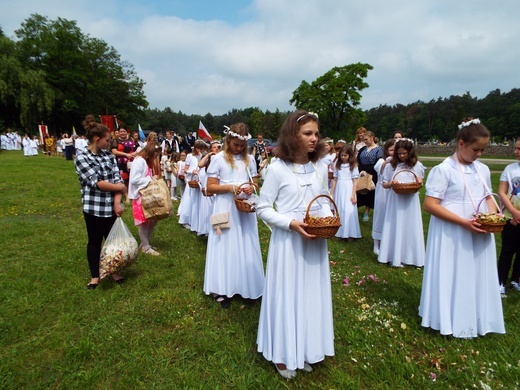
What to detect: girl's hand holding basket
<box><xmin>290</xmin><ymin>219</ymin><xmax>316</xmax><ymax>240</ymax></box>
<box><xmin>471</xmin><ymin>194</ymin><xmax>507</xmax><ymax>233</ymax></box>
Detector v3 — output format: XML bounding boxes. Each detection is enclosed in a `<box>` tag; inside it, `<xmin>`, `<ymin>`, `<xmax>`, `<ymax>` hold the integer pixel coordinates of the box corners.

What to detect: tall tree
<box><xmin>13</xmin><ymin>14</ymin><xmax>147</xmax><ymax>132</ymax></box>
<box><xmin>0</xmin><ymin>34</ymin><xmax>54</xmax><ymax>130</ymax></box>
<box><xmin>290</xmin><ymin>62</ymin><xmax>373</xmax><ymax>136</ymax></box>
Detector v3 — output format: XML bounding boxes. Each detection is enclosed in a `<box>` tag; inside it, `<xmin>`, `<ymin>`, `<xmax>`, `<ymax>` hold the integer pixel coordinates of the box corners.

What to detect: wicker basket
<box><xmin>188</xmin><ymin>173</ymin><xmax>200</xmax><ymax>189</ymax></box>
<box><xmin>303</xmin><ymin>194</ymin><xmax>342</xmax><ymax>239</ymax></box>
<box><xmin>234</xmin><ymin>182</ymin><xmax>257</xmax><ymax>213</ymax></box>
<box><xmin>474</xmin><ymin>194</ymin><xmax>507</xmax><ymax>233</ymax></box>
<box><xmin>392</xmin><ymin>169</ymin><xmax>422</xmax><ymax>194</ymax></box>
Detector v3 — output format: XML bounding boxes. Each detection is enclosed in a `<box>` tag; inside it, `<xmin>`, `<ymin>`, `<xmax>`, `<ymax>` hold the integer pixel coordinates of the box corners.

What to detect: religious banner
<box><xmin>100</xmin><ymin>115</ymin><xmax>116</xmax><ymax>133</ymax></box>
<box><xmin>38</xmin><ymin>123</ymin><xmax>48</xmax><ymax>145</ymax></box>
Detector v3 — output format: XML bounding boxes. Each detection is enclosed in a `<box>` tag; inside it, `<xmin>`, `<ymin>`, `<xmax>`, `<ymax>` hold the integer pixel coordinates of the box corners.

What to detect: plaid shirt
<box><xmin>75</xmin><ymin>149</ymin><xmax>123</xmax><ymax>217</ymax></box>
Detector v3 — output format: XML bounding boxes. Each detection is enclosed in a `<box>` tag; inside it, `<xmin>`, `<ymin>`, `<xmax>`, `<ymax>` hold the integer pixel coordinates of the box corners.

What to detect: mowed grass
<box><xmin>0</xmin><ymin>151</ymin><xmax>519</xmax><ymax>389</ymax></box>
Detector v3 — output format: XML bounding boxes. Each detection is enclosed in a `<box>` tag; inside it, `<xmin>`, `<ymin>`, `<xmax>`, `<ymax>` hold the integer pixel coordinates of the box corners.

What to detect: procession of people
<box><xmin>3</xmin><ymin>112</ymin><xmax>517</xmax><ymax>380</ymax></box>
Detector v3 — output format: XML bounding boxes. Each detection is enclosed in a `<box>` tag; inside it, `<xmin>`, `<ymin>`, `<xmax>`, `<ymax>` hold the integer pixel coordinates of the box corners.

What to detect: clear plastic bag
<box><xmin>99</xmin><ymin>217</ymin><xmax>139</xmax><ymax>279</ymax></box>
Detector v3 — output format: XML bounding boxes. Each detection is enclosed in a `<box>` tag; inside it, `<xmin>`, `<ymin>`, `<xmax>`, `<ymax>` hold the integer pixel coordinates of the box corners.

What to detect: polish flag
<box><xmin>198</xmin><ymin>121</ymin><xmax>212</xmax><ymax>141</ymax></box>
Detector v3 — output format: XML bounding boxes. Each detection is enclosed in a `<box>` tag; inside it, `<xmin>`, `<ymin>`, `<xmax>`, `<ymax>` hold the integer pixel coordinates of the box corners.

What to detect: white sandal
<box><xmin>142</xmin><ymin>247</ymin><xmax>160</xmax><ymax>256</ymax></box>
<box><xmin>302</xmin><ymin>362</ymin><xmax>313</xmax><ymax>372</ymax></box>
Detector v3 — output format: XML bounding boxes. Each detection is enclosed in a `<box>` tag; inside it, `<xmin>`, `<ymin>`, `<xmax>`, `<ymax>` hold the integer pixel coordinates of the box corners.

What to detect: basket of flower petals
<box><xmin>234</xmin><ymin>182</ymin><xmax>257</xmax><ymax>213</ymax></box>
<box><xmin>391</xmin><ymin>169</ymin><xmax>422</xmax><ymax>194</ymax></box>
<box><xmin>474</xmin><ymin>194</ymin><xmax>507</xmax><ymax>233</ymax></box>
<box><xmin>303</xmin><ymin>195</ymin><xmax>342</xmax><ymax>238</ymax></box>
<box><xmin>473</xmin><ymin>212</ymin><xmax>507</xmax><ymax>233</ymax></box>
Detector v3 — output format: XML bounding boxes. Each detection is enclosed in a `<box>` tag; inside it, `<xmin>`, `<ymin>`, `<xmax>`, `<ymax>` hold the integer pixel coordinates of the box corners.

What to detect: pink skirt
<box><xmin>132</xmin><ymin>197</ymin><xmax>146</xmax><ymax>225</ymax></box>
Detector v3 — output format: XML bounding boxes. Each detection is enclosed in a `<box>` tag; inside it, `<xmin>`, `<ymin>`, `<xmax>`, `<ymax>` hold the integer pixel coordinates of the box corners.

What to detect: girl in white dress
<box><xmin>378</xmin><ymin>139</ymin><xmax>425</xmax><ymax>267</ymax></box>
<box><xmin>419</xmin><ymin>118</ymin><xmax>505</xmax><ymax>338</ymax></box>
<box><xmin>178</xmin><ymin>141</ymin><xmax>205</xmax><ymax>229</ymax></box>
<box><xmin>319</xmin><ymin>138</ymin><xmax>336</xmax><ymax>188</ymax></box>
<box><xmin>203</xmin><ymin>123</ymin><xmax>264</xmax><ymax>309</ymax></box>
<box><xmin>160</xmin><ymin>152</ymin><xmax>174</xmax><ymax>198</ymax></box>
<box><xmin>371</xmin><ymin>139</ymin><xmax>395</xmax><ymax>254</ymax></box>
<box><xmin>188</xmin><ymin>140</ymin><xmax>207</xmax><ymax>234</ymax></box>
<box><xmin>176</xmin><ymin>151</ymin><xmax>187</xmax><ymax>200</ymax></box>
<box><xmin>128</xmin><ymin>142</ymin><xmax>163</xmax><ymax>256</ymax></box>
<box><xmin>196</xmin><ymin>150</ymin><xmax>217</xmax><ymax>236</ymax></box>
<box><xmin>331</xmin><ymin>144</ymin><xmax>361</xmax><ymax>240</ymax></box>
<box><xmin>256</xmin><ymin>110</ymin><xmax>334</xmax><ymax>379</ymax></box>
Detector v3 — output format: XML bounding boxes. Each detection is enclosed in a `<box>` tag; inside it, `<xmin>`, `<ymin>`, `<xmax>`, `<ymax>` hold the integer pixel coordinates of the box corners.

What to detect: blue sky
<box><xmin>1</xmin><ymin>0</ymin><xmax>519</xmax><ymax>116</ymax></box>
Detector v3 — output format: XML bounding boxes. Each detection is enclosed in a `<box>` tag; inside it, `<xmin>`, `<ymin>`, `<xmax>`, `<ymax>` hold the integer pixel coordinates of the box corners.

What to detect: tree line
<box><xmin>1</xmin><ymin>15</ymin><xmax>518</xmax><ymax>143</ymax></box>
<box><xmin>141</xmin><ymin>88</ymin><xmax>520</xmax><ymax>144</ymax></box>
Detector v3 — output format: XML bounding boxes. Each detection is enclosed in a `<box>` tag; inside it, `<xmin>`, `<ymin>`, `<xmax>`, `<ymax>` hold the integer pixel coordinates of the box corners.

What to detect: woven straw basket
<box><xmin>303</xmin><ymin>194</ymin><xmax>342</xmax><ymax>239</ymax></box>
<box><xmin>188</xmin><ymin>173</ymin><xmax>200</xmax><ymax>189</ymax></box>
<box><xmin>474</xmin><ymin>194</ymin><xmax>507</xmax><ymax>233</ymax></box>
<box><xmin>234</xmin><ymin>182</ymin><xmax>257</xmax><ymax>213</ymax></box>
<box><xmin>392</xmin><ymin>169</ymin><xmax>422</xmax><ymax>194</ymax></box>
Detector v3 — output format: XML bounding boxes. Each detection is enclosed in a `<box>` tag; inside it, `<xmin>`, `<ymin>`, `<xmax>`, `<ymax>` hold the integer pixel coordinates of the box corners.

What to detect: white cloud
<box><xmin>1</xmin><ymin>0</ymin><xmax>519</xmax><ymax>116</ymax></box>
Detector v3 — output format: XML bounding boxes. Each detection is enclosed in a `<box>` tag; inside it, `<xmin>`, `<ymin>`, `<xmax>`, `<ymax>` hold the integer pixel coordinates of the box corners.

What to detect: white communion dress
<box><xmin>256</xmin><ymin>159</ymin><xmax>334</xmax><ymax>371</ymax></box>
<box><xmin>378</xmin><ymin>162</ymin><xmax>426</xmax><ymax>267</ymax></box>
<box><xmin>203</xmin><ymin>152</ymin><xmax>264</xmax><ymax>299</ymax></box>
<box><xmin>419</xmin><ymin>156</ymin><xmax>505</xmax><ymax>338</ymax></box>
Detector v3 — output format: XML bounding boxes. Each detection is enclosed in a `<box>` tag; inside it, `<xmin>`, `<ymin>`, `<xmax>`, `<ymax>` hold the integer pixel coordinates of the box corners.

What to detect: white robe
<box><xmin>22</xmin><ymin>137</ymin><xmax>32</xmax><ymax>156</ymax></box>
<box><xmin>256</xmin><ymin>159</ymin><xmax>334</xmax><ymax>371</ymax></box>
<box><xmin>333</xmin><ymin>164</ymin><xmax>361</xmax><ymax>238</ymax></box>
<box><xmin>378</xmin><ymin>162</ymin><xmax>426</xmax><ymax>267</ymax></box>
<box><xmin>372</xmin><ymin>158</ymin><xmax>390</xmax><ymax>240</ymax></box>
<box><xmin>203</xmin><ymin>152</ymin><xmax>264</xmax><ymax>299</ymax></box>
<box><xmin>419</xmin><ymin>157</ymin><xmax>505</xmax><ymax>338</ymax></box>
<box><xmin>178</xmin><ymin>153</ymin><xmax>199</xmax><ymax>226</ymax></box>
<box><xmin>196</xmin><ymin>168</ymin><xmax>214</xmax><ymax>236</ymax></box>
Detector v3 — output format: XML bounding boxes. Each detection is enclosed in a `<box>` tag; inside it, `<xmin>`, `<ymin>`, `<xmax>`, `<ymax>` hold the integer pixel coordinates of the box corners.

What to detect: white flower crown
<box><xmin>395</xmin><ymin>137</ymin><xmax>415</xmax><ymax>145</ymax></box>
<box><xmin>224</xmin><ymin>128</ymin><xmax>252</xmax><ymax>141</ymax></box>
<box><xmin>458</xmin><ymin>118</ymin><xmax>481</xmax><ymax>130</ymax></box>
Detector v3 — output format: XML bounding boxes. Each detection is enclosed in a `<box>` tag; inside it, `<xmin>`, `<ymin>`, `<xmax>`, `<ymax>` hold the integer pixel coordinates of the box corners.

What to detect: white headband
<box><xmin>296</xmin><ymin>111</ymin><xmax>319</xmax><ymax>122</ymax></box>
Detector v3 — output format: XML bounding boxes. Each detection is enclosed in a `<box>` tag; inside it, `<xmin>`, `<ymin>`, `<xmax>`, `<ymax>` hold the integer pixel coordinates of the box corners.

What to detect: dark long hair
<box><xmin>335</xmin><ymin>145</ymin><xmax>356</xmax><ymax>171</ymax></box>
<box><xmin>275</xmin><ymin>110</ymin><xmax>325</xmax><ymax>163</ymax></box>
<box><xmin>390</xmin><ymin>139</ymin><xmax>417</xmax><ymax>168</ymax></box>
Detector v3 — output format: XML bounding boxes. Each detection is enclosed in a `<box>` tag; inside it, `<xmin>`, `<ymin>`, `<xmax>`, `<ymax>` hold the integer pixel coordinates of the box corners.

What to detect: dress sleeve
<box><xmin>352</xmin><ymin>166</ymin><xmax>360</xmax><ymax>179</ymax></box>
<box><xmin>415</xmin><ymin>161</ymin><xmax>426</xmax><ymax>179</ymax></box>
<box><xmin>129</xmin><ymin>157</ymin><xmax>151</xmax><ymax>190</ymax></box>
<box><xmin>207</xmin><ymin>154</ymin><xmax>221</xmax><ymax>179</ymax></box>
<box><xmin>381</xmin><ymin>164</ymin><xmax>393</xmax><ymax>184</ymax></box>
<box><xmin>256</xmin><ymin>163</ymin><xmax>294</xmax><ymax>231</ymax></box>
<box><xmin>425</xmin><ymin>164</ymin><xmax>448</xmax><ymax>200</ymax></box>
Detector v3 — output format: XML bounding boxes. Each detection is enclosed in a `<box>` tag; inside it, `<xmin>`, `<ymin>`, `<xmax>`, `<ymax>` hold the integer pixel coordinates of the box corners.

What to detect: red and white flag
<box><xmin>198</xmin><ymin>121</ymin><xmax>212</xmax><ymax>141</ymax></box>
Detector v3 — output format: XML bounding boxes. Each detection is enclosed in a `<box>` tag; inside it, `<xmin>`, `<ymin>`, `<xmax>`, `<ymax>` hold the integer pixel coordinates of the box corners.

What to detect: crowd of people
<box><xmin>40</xmin><ymin>112</ymin><xmax>517</xmax><ymax>379</ymax></box>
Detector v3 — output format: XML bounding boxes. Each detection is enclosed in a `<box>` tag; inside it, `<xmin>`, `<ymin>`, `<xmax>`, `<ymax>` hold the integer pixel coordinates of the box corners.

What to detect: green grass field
<box><xmin>0</xmin><ymin>151</ymin><xmax>519</xmax><ymax>389</ymax></box>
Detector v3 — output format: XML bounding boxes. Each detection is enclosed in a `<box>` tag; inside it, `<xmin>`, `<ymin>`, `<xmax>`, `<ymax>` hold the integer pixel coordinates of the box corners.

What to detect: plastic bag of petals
<box><xmin>99</xmin><ymin>217</ymin><xmax>139</xmax><ymax>279</ymax></box>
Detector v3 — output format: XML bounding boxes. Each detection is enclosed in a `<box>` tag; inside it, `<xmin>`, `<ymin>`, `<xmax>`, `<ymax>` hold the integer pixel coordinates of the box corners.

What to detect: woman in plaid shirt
<box><xmin>75</xmin><ymin>115</ymin><xmax>127</xmax><ymax>290</ymax></box>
